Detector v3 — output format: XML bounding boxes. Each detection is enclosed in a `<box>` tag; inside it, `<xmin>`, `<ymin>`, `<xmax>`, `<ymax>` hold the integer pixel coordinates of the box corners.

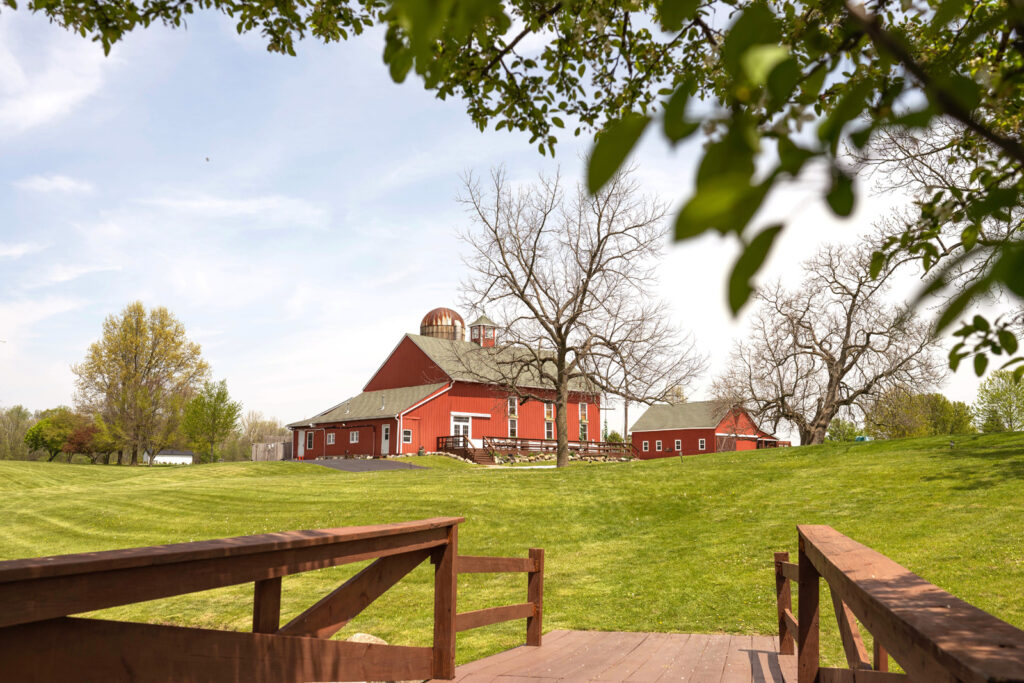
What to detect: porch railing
<box><xmin>774</xmin><ymin>525</ymin><xmax>1024</xmax><ymax>682</ymax></box>
<box><xmin>482</xmin><ymin>435</ymin><xmax>634</xmax><ymax>458</ymax></box>
<box><xmin>0</xmin><ymin>517</ymin><xmax>543</xmax><ymax>681</ymax></box>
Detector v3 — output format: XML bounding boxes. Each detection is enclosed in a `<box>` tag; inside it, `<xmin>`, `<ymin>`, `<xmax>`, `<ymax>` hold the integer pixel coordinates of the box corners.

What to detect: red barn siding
<box><xmin>632</xmin><ymin>428</ymin><xmax>716</xmax><ymax>459</ymax></box>
<box><xmin>364</xmin><ymin>337</ymin><xmax>450</xmax><ymax>392</ymax></box>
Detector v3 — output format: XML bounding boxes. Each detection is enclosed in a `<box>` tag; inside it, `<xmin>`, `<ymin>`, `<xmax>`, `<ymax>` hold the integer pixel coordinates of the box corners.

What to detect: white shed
<box><xmin>143</xmin><ymin>449</ymin><xmax>195</xmax><ymax>465</ymax></box>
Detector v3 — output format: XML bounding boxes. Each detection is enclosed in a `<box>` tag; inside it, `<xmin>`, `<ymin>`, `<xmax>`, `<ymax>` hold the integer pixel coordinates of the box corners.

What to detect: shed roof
<box><xmin>468</xmin><ymin>314</ymin><xmax>497</xmax><ymax>327</ymax></box>
<box><xmin>288</xmin><ymin>383</ymin><xmax>447</xmax><ymax>428</ymax></box>
<box><xmin>630</xmin><ymin>401</ymin><xmax>733</xmax><ymax>432</ymax></box>
<box><xmin>405</xmin><ymin>333</ymin><xmax>596</xmax><ymax>394</ymax></box>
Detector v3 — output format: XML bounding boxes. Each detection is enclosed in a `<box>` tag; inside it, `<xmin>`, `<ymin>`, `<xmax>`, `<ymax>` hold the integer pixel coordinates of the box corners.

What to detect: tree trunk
<box><xmin>102</xmin><ymin>452</ymin><xmax>111</xmax><ymax>466</ymax></box>
<box><xmin>117</xmin><ymin>449</ymin><xmax>125</xmax><ymax>466</ymax></box>
<box><xmin>130</xmin><ymin>446</ymin><xmax>138</xmax><ymax>466</ymax></box>
<box><xmin>555</xmin><ymin>385</ymin><xmax>570</xmax><ymax>468</ymax></box>
<box><xmin>47</xmin><ymin>451</ymin><xmax>60</xmax><ymax>462</ymax></box>
<box><xmin>623</xmin><ymin>401</ymin><xmax>629</xmax><ymax>442</ymax></box>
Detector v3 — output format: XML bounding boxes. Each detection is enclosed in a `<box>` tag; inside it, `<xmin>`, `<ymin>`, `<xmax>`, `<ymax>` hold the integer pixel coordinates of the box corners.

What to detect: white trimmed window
<box><xmin>655</xmin><ymin>440</ymin><xmax>662</xmax><ymax>451</ymax></box>
<box><xmin>326</xmin><ymin>433</ymin><xmax>335</xmax><ymax>445</ymax></box>
<box><xmin>509</xmin><ymin>418</ymin><xmax>518</xmax><ymax>438</ymax></box>
<box><xmin>350</xmin><ymin>431</ymin><xmax>359</xmax><ymax>444</ymax></box>
<box><xmin>545</xmin><ymin>421</ymin><xmax>554</xmax><ymax>439</ymax></box>
<box><xmin>306</xmin><ymin>432</ymin><xmax>314</xmax><ymax>450</ymax></box>
<box><xmin>508</xmin><ymin>397</ymin><xmax>518</xmax><ymax>416</ymax></box>
<box><xmin>579</xmin><ymin>402</ymin><xmax>588</xmax><ymax>422</ymax></box>
<box><xmin>642</xmin><ymin>440</ymin><xmax>649</xmax><ymax>452</ymax></box>
<box><xmin>402</xmin><ymin>429</ymin><xmax>412</xmax><ymax>444</ymax></box>
<box><xmin>579</xmin><ymin>422</ymin><xmax>588</xmax><ymax>441</ymax></box>
<box><xmin>544</xmin><ymin>402</ymin><xmax>554</xmax><ymax>420</ymax></box>
<box><xmin>675</xmin><ymin>439</ymin><xmax>681</xmax><ymax>451</ymax></box>
<box><xmin>698</xmin><ymin>438</ymin><xmax>706</xmax><ymax>450</ymax></box>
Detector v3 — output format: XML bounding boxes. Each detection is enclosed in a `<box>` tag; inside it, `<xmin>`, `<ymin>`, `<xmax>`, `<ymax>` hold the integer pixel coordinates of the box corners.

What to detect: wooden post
<box><xmin>774</xmin><ymin>551</ymin><xmax>794</xmax><ymax>655</ymax></box>
<box><xmin>252</xmin><ymin>577</ymin><xmax>282</xmax><ymax>633</ymax></box>
<box><xmin>432</xmin><ymin>523</ymin><xmax>458</xmax><ymax>679</ymax></box>
<box><xmin>527</xmin><ymin>548</ymin><xmax>544</xmax><ymax>646</ymax></box>
<box><xmin>797</xmin><ymin>536</ymin><xmax>819</xmax><ymax>683</ymax></box>
<box><xmin>874</xmin><ymin>639</ymin><xmax>889</xmax><ymax>672</ymax></box>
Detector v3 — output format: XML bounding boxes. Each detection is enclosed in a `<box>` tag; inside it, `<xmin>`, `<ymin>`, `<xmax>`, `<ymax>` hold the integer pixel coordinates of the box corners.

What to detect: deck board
<box><xmin>434</xmin><ymin>630</ymin><xmax>796</xmax><ymax>682</ymax></box>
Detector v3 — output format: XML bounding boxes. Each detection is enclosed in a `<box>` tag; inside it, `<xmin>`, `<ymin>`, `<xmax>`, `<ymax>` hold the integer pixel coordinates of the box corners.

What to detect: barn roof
<box><xmin>288</xmin><ymin>382</ymin><xmax>447</xmax><ymax>428</ymax></box>
<box><xmin>630</xmin><ymin>401</ymin><xmax>733</xmax><ymax>432</ymax></box>
<box><xmin>405</xmin><ymin>333</ymin><xmax>596</xmax><ymax>394</ymax></box>
<box><xmin>468</xmin><ymin>314</ymin><xmax>497</xmax><ymax>327</ymax></box>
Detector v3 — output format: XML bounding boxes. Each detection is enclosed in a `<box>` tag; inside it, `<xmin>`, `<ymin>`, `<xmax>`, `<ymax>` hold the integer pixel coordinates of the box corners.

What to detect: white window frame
<box><xmin>579</xmin><ymin>402</ymin><xmax>588</xmax><ymax>422</ymax></box>
<box><xmin>350</xmin><ymin>431</ymin><xmax>359</xmax><ymax>444</ymax></box>
<box><xmin>544</xmin><ymin>402</ymin><xmax>554</xmax><ymax>420</ymax></box>
<box><xmin>306</xmin><ymin>432</ymin><xmax>314</xmax><ymax>450</ymax></box>
<box><xmin>402</xmin><ymin>429</ymin><xmax>412</xmax><ymax>444</ymax></box>
<box><xmin>545</xmin><ymin>421</ymin><xmax>554</xmax><ymax>440</ymax></box>
<box><xmin>508</xmin><ymin>396</ymin><xmax>518</xmax><ymax>417</ymax></box>
<box><xmin>326</xmin><ymin>433</ymin><xmax>335</xmax><ymax>445</ymax></box>
<box><xmin>698</xmin><ymin>438</ymin><xmax>706</xmax><ymax>451</ymax></box>
<box><xmin>655</xmin><ymin>440</ymin><xmax>662</xmax><ymax>452</ymax></box>
<box><xmin>509</xmin><ymin>418</ymin><xmax>518</xmax><ymax>438</ymax></box>
<box><xmin>675</xmin><ymin>439</ymin><xmax>682</xmax><ymax>451</ymax></box>
<box><xmin>579</xmin><ymin>422</ymin><xmax>588</xmax><ymax>441</ymax></box>
<box><xmin>642</xmin><ymin>440</ymin><xmax>649</xmax><ymax>452</ymax></box>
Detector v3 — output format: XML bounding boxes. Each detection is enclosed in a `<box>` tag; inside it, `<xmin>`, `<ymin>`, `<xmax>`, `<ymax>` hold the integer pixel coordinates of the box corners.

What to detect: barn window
<box><xmin>402</xmin><ymin>429</ymin><xmax>412</xmax><ymax>443</ymax></box>
<box><xmin>508</xmin><ymin>397</ymin><xmax>518</xmax><ymax>416</ymax></box>
<box><xmin>306</xmin><ymin>432</ymin><xmax>314</xmax><ymax>450</ymax></box>
<box><xmin>579</xmin><ymin>422</ymin><xmax>588</xmax><ymax>441</ymax></box>
<box><xmin>579</xmin><ymin>402</ymin><xmax>588</xmax><ymax>422</ymax></box>
<box><xmin>544</xmin><ymin>402</ymin><xmax>554</xmax><ymax>420</ymax></box>
<box><xmin>642</xmin><ymin>440</ymin><xmax>649</xmax><ymax>452</ymax></box>
<box><xmin>509</xmin><ymin>418</ymin><xmax>518</xmax><ymax>438</ymax></box>
<box><xmin>326</xmin><ymin>433</ymin><xmax>335</xmax><ymax>445</ymax></box>
<box><xmin>698</xmin><ymin>438</ymin><xmax>705</xmax><ymax>450</ymax></box>
<box><xmin>655</xmin><ymin>440</ymin><xmax>662</xmax><ymax>451</ymax></box>
<box><xmin>350</xmin><ymin>431</ymin><xmax>359</xmax><ymax>444</ymax></box>
<box><xmin>675</xmin><ymin>439</ymin><xmax>681</xmax><ymax>451</ymax></box>
<box><xmin>545</xmin><ymin>421</ymin><xmax>554</xmax><ymax>440</ymax></box>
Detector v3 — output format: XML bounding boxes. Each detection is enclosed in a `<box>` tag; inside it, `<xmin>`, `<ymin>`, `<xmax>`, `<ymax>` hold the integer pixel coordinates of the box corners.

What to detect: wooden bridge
<box><xmin>0</xmin><ymin>518</ymin><xmax>1022</xmax><ymax>682</ymax></box>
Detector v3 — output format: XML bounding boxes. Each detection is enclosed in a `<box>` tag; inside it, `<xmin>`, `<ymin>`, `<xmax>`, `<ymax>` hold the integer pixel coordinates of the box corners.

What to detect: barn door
<box><xmin>381</xmin><ymin>425</ymin><xmax>391</xmax><ymax>455</ymax></box>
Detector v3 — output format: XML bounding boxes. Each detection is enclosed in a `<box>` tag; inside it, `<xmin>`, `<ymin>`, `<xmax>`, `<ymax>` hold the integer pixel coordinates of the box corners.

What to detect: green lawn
<box><xmin>1</xmin><ymin>432</ymin><xmax>1022</xmax><ymax>667</ymax></box>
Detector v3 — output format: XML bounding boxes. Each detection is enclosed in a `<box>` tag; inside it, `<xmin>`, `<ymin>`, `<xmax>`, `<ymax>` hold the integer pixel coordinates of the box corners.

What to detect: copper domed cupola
<box><xmin>420</xmin><ymin>308</ymin><xmax>465</xmax><ymax>341</ymax></box>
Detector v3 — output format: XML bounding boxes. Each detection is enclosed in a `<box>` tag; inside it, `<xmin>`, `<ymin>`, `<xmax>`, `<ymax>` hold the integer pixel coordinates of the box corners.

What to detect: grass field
<box><xmin>1</xmin><ymin>432</ymin><xmax>1023</xmax><ymax>667</ymax></box>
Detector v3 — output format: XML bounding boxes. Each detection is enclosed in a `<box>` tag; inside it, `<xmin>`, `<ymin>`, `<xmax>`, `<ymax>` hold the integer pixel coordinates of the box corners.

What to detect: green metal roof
<box><xmin>629</xmin><ymin>401</ymin><xmax>731</xmax><ymax>432</ymax></box>
<box><xmin>468</xmin><ymin>314</ymin><xmax>497</xmax><ymax>327</ymax></box>
<box><xmin>406</xmin><ymin>333</ymin><xmax>596</xmax><ymax>394</ymax></box>
<box><xmin>288</xmin><ymin>382</ymin><xmax>447</xmax><ymax>428</ymax></box>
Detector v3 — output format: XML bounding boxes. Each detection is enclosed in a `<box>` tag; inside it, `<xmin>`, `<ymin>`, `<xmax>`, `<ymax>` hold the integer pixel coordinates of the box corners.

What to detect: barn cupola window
<box><xmin>468</xmin><ymin>314</ymin><xmax>498</xmax><ymax>348</ymax></box>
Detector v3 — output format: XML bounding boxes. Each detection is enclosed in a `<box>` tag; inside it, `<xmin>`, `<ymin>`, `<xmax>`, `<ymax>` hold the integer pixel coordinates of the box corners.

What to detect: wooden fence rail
<box><xmin>0</xmin><ymin>517</ymin><xmax>544</xmax><ymax>682</ymax></box>
<box><xmin>775</xmin><ymin>525</ymin><xmax>1024</xmax><ymax>683</ymax></box>
<box><xmin>482</xmin><ymin>436</ymin><xmax>634</xmax><ymax>458</ymax></box>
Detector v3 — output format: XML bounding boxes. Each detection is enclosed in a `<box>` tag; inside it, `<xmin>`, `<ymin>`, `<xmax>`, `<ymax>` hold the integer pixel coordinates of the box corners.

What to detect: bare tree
<box><xmin>459</xmin><ymin>167</ymin><xmax>704</xmax><ymax>466</ymax></box>
<box><xmin>714</xmin><ymin>243</ymin><xmax>945</xmax><ymax>445</ymax></box>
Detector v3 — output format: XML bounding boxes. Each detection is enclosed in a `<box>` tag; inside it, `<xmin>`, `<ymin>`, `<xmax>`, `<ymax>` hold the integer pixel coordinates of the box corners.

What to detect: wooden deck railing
<box><xmin>482</xmin><ymin>435</ymin><xmax>634</xmax><ymax>458</ymax></box>
<box><xmin>0</xmin><ymin>517</ymin><xmax>544</xmax><ymax>682</ymax></box>
<box><xmin>775</xmin><ymin>525</ymin><xmax>1024</xmax><ymax>683</ymax></box>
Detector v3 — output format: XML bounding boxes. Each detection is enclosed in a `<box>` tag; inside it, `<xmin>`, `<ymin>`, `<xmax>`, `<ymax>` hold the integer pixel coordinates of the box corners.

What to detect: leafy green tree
<box><xmin>0</xmin><ymin>405</ymin><xmax>36</xmax><ymax>459</ymax></box>
<box><xmin>919</xmin><ymin>393</ymin><xmax>976</xmax><ymax>436</ymax></box>
<box><xmin>10</xmin><ymin>0</ymin><xmax>1024</xmax><ymax>374</ymax></box>
<box><xmin>825</xmin><ymin>419</ymin><xmax>861</xmax><ymax>443</ymax></box>
<box><xmin>182</xmin><ymin>380</ymin><xmax>242</xmax><ymax>463</ymax></box>
<box><xmin>606</xmin><ymin>430</ymin><xmax>623</xmax><ymax>444</ymax></box>
<box><xmin>73</xmin><ymin>301</ymin><xmax>209</xmax><ymax>465</ymax></box>
<box><xmin>973</xmin><ymin>370</ymin><xmax>1024</xmax><ymax>432</ymax></box>
<box><xmin>865</xmin><ymin>389</ymin><xmax>931</xmax><ymax>440</ymax></box>
<box><xmin>23</xmin><ymin>407</ymin><xmax>76</xmax><ymax>461</ymax></box>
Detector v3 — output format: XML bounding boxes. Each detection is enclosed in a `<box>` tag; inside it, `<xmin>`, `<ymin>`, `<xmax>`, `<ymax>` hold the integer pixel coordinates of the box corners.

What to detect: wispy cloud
<box><xmin>0</xmin><ymin>18</ymin><xmax>108</xmax><ymax>136</ymax></box>
<box><xmin>14</xmin><ymin>174</ymin><xmax>95</xmax><ymax>194</ymax></box>
<box><xmin>139</xmin><ymin>193</ymin><xmax>329</xmax><ymax>229</ymax></box>
<box><xmin>0</xmin><ymin>242</ymin><xmax>46</xmax><ymax>259</ymax></box>
<box><xmin>25</xmin><ymin>263</ymin><xmax>122</xmax><ymax>289</ymax></box>
<box><xmin>0</xmin><ymin>295</ymin><xmax>83</xmax><ymax>342</ymax></box>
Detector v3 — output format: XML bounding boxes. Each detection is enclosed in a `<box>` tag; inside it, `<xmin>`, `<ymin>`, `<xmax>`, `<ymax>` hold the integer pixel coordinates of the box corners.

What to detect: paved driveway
<box><xmin>297</xmin><ymin>458</ymin><xmax>425</xmax><ymax>472</ymax></box>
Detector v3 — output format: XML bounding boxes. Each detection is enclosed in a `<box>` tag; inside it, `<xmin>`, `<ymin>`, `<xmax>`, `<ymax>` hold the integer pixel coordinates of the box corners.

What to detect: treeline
<box><xmin>826</xmin><ymin>371</ymin><xmax>1024</xmax><ymax>442</ymax></box>
<box><xmin>2</xmin><ymin>302</ymin><xmax>289</xmax><ymax>465</ymax></box>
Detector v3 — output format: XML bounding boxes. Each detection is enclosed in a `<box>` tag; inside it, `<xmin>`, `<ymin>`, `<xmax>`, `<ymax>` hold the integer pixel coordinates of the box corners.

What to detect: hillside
<box><xmin>1</xmin><ymin>432</ymin><xmax>1022</xmax><ymax>666</ymax></box>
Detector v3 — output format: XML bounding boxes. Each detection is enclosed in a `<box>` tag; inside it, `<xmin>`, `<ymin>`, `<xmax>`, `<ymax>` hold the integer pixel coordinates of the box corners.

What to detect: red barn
<box><xmin>288</xmin><ymin>308</ymin><xmax>601</xmax><ymax>461</ymax></box>
<box><xmin>630</xmin><ymin>401</ymin><xmax>783</xmax><ymax>459</ymax></box>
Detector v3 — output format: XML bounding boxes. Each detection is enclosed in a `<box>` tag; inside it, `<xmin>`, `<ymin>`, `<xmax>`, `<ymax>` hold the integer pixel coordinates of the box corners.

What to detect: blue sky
<box><xmin>0</xmin><ymin>10</ymin><xmax>1005</xmax><ymax>440</ymax></box>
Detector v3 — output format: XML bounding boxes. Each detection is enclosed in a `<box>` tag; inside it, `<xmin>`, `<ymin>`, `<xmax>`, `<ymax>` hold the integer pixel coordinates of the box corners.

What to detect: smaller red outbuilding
<box><xmin>630</xmin><ymin>401</ymin><xmax>784</xmax><ymax>459</ymax></box>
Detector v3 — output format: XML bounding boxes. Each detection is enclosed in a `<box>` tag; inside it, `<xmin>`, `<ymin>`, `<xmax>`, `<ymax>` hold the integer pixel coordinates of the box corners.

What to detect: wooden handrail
<box><xmin>454</xmin><ymin>547</ymin><xmax>545</xmax><ymax>646</ymax></box>
<box><xmin>0</xmin><ymin>517</ymin><xmax>544</xmax><ymax>682</ymax></box>
<box><xmin>481</xmin><ymin>435</ymin><xmax>633</xmax><ymax>458</ymax></box>
<box><xmin>775</xmin><ymin>525</ymin><xmax>1024</xmax><ymax>683</ymax></box>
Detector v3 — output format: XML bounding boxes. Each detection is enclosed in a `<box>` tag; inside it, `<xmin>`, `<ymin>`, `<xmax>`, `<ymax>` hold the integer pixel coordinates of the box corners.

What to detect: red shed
<box><xmin>630</xmin><ymin>401</ymin><xmax>783</xmax><ymax>459</ymax></box>
<box><xmin>288</xmin><ymin>309</ymin><xmax>602</xmax><ymax>460</ymax></box>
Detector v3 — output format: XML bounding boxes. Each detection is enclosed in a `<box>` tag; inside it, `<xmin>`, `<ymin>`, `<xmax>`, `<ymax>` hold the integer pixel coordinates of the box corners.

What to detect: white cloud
<box><xmin>0</xmin><ymin>242</ymin><xmax>45</xmax><ymax>259</ymax></box>
<box><xmin>14</xmin><ymin>174</ymin><xmax>95</xmax><ymax>194</ymax></box>
<box><xmin>139</xmin><ymin>193</ymin><xmax>329</xmax><ymax>230</ymax></box>
<box><xmin>0</xmin><ymin>296</ymin><xmax>83</xmax><ymax>343</ymax></box>
<box><xmin>25</xmin><ymin>263</ymin><xmax>122</xmax><ymax>289</ymax></box>
<box><xmin>0</xmin><ymin>16</ymin><xmax>108</xmax><ymax>135</ymax></box>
